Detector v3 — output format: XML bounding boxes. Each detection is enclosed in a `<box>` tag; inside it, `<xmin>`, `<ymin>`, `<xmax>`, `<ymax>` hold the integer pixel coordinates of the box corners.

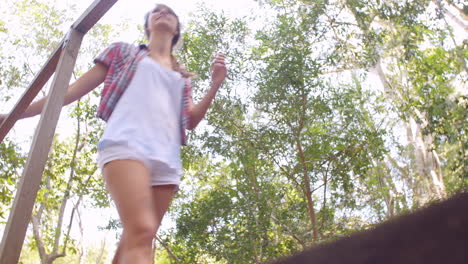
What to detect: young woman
<box><xmin>0</xmin><ymin>4</ymin><xmax>226</xmax><ymax>264</ymax></box>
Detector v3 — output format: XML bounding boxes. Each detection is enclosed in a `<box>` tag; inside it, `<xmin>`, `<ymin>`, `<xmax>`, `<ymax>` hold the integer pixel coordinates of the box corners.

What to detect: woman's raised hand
<box><xmin>210</xmin><ymin>53</ymin><xmax>227</xmax><ymax>88</ymax></box>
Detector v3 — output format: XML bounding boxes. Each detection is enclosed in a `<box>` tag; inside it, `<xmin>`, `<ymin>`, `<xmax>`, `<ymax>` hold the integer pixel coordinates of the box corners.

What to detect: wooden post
<box><xmin>0</xmin><ymin>28</ymin><xmax>84</xmax><ymax>264</ymax></box>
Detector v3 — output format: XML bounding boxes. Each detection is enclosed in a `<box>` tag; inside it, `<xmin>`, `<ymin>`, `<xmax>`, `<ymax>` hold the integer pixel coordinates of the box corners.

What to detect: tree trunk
<box><xmin>433</xmin><ymin>0</ymin><xmax>468</xmax><ymax>32</ymax></box>
<box><xmin>375</xmin><ymin>162</ymin><xmax>395</xmax><ymax>218</ymax></box>
<box><xmin>444</xmin><ymin>0</ymin><xmax>468</xmax><ymax>20</ymax></box>
<box><xmin>295</xmin><ymin>138</ymin><xmax>318</xmax><ymax>243</ymax></box>
<box><xmin>373</xmin><ymin>61</ymin><xmax>446</xmax><ymax>205</ymax></box>
<box><xmin>95</xmin><ymin>239</ymin><xmax>107</xmax><ymax>264</ymax></box>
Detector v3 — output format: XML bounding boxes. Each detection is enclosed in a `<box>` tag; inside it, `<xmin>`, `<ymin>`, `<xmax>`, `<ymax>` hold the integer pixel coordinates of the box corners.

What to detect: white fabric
<box><xmin>97</xmin><ymin>145</ymin><xmax>181</xmax><ymax>186</ymax></box>
<box><xmin>98</xmin><ymin>56</ymin><xmax>185</xmax><ymax>175</ymax></box>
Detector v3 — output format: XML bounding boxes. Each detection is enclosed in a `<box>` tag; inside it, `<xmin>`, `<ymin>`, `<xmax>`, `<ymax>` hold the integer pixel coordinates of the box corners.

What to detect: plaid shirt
<box><xmin>94</xmin><ymin>42</ymin><xmax>192</xmax><ymax>145</ymax></box>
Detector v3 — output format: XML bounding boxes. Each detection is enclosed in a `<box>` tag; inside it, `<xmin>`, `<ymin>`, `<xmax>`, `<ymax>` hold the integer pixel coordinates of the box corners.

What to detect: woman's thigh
<box><xmin>151</xmin><ymin>185</ymin><xmax>178</xmax><ymax>228</ymax></box>
<box><xmin>103</xmin><ymin>159</ymin><xmax>156</xmax><ymax>232</ymax></box>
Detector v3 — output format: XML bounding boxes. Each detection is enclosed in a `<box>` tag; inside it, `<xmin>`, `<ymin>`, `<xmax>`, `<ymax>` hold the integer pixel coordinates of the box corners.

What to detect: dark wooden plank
<box><xmin>73</xmin><ymin>0</ymin><xmax>119</xmax><ymax>33</ymax></box>
<box><xmin>0</xmin><ymin>41</ymin><xmax>63</xmax><ymax>143</ymax></box>
<box><xmin>0</xmin><ymin>28</ymin><xmax>84</xmax><ymax>264</ymax></box>
<box><xmin>273</xmin><ymin>193</ymin><xmax>468</xmax><ymax>264</ymax></box>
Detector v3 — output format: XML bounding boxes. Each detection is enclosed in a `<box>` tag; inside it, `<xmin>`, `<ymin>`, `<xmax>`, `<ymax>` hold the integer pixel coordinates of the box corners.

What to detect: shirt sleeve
<box><xmin>93</xmin><ymin>42</ymin><xmax>122</xmax><ymax>68</ymax></box>
<box><xmin>186</xmin><ymin>78</ymin><xmax>193</xmax><ymax>104</ymax></box>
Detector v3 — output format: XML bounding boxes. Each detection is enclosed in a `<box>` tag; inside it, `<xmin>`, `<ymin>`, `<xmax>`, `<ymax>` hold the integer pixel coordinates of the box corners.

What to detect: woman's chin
<box><xmin>151</xmin><ymin>24</ymin><xmax>176</xmax><ymax>35</ymax></box>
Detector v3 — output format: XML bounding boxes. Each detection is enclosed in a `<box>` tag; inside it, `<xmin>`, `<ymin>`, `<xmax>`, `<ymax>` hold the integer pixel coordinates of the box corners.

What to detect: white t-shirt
<box><xmin>98</xmin><ymin>56</ymin><xmax>185</xmax><ymax>172</ymax></box>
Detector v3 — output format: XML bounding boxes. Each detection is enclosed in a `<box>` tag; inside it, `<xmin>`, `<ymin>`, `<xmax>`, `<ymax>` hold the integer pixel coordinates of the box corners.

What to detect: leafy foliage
<box><xmin>0</xmin><ymin>140</ymin><xmax>25</xmax><ymax>221</ymax></box>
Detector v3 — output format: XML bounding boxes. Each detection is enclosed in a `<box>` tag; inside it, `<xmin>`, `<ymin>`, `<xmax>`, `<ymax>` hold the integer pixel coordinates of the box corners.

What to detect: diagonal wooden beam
<box><xmin>73</xmin><ymin>0</ymin><xmax>119</xmax><ymax>34</ymax></box>
<box><xmin>0</xmin><ymin>41</ymin><xmax>63</xmax><ymax>143</ymax></box>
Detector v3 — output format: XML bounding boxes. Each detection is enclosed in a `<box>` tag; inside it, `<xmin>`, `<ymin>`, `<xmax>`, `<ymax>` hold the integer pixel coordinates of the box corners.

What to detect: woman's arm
<box><xmin>18</xmin><ymin>63</ymin><xmax>108</xmax><ymax>119</ymax></box>
<box><xmin>187</xmin><ymin>54</ymin><xmax>227</xmax><ymax>130</ymax></box>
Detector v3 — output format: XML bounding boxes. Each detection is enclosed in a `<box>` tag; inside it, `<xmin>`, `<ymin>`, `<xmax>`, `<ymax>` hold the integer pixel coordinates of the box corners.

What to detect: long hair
<box><xmin>144</xmin><ymin>4</ymin><xmax>195</xmax><ymax>78</ymax></box>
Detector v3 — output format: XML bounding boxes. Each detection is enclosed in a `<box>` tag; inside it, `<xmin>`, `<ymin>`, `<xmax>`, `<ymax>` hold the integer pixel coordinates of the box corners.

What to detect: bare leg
<box><xmin>104</xmin><ymin>160</ymin><xmax>157</xmax><ymax>264</ymax></box>
<box><xmin>152</xmin><ymin>185</ymin><xmax>178</xmax><ymax>231</ymax></box>
<box><xmin>112</xmin><ymin>233</ymin><xmax>126</xmax><ymax>264</ymax></box>
<box><xmin>151</xmin><ymin>185</ymin><xmax>178</xmax><ymax>254</ymax></box>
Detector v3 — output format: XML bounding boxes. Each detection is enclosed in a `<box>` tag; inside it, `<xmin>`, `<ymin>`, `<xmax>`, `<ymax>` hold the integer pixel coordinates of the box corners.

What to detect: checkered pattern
<box><xmin>94</xmin><ymin>42</ymin><xmax>192</xmax><ymax>145</ymax></box>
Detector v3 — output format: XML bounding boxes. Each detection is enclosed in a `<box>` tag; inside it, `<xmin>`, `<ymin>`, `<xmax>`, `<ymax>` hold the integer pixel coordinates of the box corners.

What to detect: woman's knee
<box><xmin>124</xmin><ymin>220</ymin><xmax>158</xmax><ymax>246</ymax></box>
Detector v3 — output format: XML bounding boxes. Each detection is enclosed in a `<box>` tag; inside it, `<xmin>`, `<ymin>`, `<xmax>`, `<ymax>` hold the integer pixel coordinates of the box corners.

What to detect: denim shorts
<box><xmin>97</xmin><ymin>145</ymin><xmax>181</xmax><ymax>187</ymax></box>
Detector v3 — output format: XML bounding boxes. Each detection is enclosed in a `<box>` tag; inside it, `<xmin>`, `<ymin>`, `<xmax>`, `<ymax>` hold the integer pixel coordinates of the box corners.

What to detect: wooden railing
<box><xmin>0</xmin><ymin>0</ymin><xmax>118</xmax><ymax>262</ymax></box>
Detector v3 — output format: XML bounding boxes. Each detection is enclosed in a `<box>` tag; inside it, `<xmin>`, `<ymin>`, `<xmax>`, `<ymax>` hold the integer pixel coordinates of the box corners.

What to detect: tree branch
<box><xmin>270</xmin><ymin>215</ymin><xmax>307</xmax><ymax>250</ymax></box>
<box><xmin>53</xmin><ymin>99</ymin><xmax>85</xmax><ymax>255</ymax></box>
<box><xmin>31</xmin><ymin>215</ymin><xmax>47</xmax><ymax>263</ymax></box>
<box><xmin>155</xmin><ymin>235</ymin><xmax>182</xmax><ymax>264</ymax></box>
<box><xmin>47</xmin><ymin>253</ymin><xmax>66</xmax><ymax>263</ymax></box>
<box><xmin>230</xmin><ymin>121</ymin><xmax>303</xmax><ymax>189</ymax></box>
<box><xmin>95</xmin><ymin>239</ymin><xmax>107</xmax><ymax>264</ymax></box>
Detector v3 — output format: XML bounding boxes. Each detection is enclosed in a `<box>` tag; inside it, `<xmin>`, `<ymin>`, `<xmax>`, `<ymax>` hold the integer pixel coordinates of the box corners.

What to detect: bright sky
<box><xmin>68</xmin><ymin>0</ymin><xmax>259</xmax><ymax>29</ymax></box>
